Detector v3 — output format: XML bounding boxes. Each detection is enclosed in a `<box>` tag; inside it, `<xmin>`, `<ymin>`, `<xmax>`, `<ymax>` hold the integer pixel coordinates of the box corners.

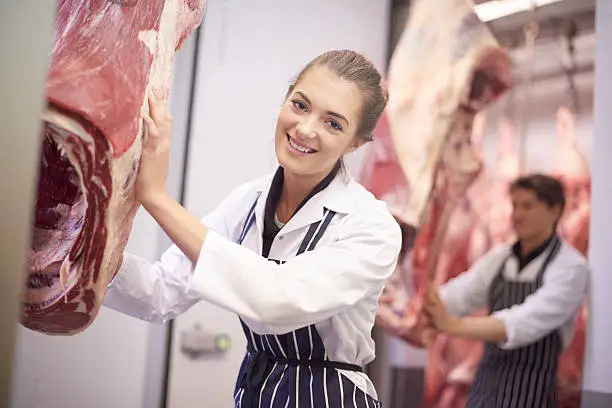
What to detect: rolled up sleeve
<box><xmin>492</xmin><ymin>261</ymin><xmax>589</xmax><ymax>350</ymax></box>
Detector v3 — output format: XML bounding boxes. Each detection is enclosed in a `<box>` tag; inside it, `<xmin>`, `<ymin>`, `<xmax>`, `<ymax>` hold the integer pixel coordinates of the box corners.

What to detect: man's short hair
<box><xmin>510</xmin><ymin>173</ymin><xmax>566</xmax><ymax>212</ymax></box>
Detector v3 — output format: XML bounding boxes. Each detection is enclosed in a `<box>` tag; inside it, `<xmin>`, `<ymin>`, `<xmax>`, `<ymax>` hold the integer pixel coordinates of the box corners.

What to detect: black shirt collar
<box><xmin>261</xmin><ymin>162</ymin><xmax>340</xmax><ymax>257</ymax></box>
<box><xmin>511</xmin><ymin>233</ymin><xmax>557</xmax><ymax>270</ymax></box>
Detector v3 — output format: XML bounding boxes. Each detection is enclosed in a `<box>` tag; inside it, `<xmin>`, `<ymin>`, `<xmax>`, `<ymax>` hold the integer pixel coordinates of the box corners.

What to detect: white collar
<box><xmin>252</xmin><ymin>170</ymin><xmax>356</xmax><ymax>236</ymax></box>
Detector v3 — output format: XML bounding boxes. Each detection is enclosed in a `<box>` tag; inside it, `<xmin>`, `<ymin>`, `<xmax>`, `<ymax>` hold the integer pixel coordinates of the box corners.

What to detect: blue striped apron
<box><xmin>232</xmin><ymin>198</ymin><xmax>382</xmax><ymax>408</ymax></box>
<box><xmin>466</xmin><ymin>236</ymin><xmax>563</xmax><ymax>408</ymax></box>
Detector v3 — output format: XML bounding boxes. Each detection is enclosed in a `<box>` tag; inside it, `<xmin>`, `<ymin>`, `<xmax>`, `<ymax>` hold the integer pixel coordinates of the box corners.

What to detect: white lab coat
<box><xmin>439</xmin><ymin>239</ymin><xmax>589</xmax><ymax>350</ymax></box>
<box><xmin>103</xmin><ymin>170</ymin><xmax>402</xmax><ymax>397</ymax></box>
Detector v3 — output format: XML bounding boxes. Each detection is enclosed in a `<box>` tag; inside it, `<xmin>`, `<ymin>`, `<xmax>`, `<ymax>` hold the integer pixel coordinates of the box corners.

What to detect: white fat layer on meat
<box><xmin>139</xmin><ymin>30</ymin><xmax>158</xmax><ymax>55</ymax></box>
<box><xmin>140</xmin><ymin>0</ymin><xmax>182</xmax><ymax>108</ymax></box>
<box><xmin>43</xmin><ymin>110</ymin><xmax>94</xmax><ymax>144</ymax></box>
<box><xmin>59</xmin><ymin>257</ymin><xmax>72</xmax><ymax>303</ymax></box>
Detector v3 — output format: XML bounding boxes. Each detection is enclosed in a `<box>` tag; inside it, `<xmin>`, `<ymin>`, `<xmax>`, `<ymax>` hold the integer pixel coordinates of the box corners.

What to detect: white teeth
<box><xmin>289</xmin><ymin>137</ymin><xmax>314</xmax><ymax>153</ymax></box>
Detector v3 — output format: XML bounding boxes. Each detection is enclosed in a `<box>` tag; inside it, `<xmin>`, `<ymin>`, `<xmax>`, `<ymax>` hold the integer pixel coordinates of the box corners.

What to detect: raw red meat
<box><xmin>21</xmin><ymin>0</ymin><xmax>206</xmax><ymax>335</ymax></box>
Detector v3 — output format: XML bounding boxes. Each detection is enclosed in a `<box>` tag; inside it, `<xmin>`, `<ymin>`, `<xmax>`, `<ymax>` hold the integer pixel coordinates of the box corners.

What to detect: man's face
<box><xmin>511</xmin><ymin>187</ymin><xmax>561</xmax><ymax>241</ymax></box>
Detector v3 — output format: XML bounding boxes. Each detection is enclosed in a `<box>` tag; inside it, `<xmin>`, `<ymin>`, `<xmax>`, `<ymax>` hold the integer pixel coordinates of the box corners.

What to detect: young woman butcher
<box><xmin>103</xmin><ymin>50</ymin><xmax>402</xmax><ymax>407</ymax></box>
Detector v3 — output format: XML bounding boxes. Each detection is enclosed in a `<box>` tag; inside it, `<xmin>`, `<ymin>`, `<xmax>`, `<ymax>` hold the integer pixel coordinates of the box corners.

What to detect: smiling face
<box><xmin>274</xmin><ymin>66</ymin><xmax>365</xmax><ymax>182</ymax></box>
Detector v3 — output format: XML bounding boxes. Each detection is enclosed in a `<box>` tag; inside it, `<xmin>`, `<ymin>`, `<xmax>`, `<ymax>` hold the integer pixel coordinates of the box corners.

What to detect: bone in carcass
<box><xmin>22</xmin><ymin>0</ymin><xmax>206</xmax><ymax>335</ymax></box>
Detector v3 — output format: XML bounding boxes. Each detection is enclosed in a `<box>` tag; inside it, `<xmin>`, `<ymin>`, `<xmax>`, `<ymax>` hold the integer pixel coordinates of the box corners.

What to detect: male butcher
<box><xmin>422</xmin><ymin>173</ymin><xmax>589</xmax><ymax>407</ymax></box>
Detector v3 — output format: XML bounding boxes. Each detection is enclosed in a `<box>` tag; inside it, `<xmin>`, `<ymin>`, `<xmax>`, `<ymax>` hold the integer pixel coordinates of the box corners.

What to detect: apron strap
<box><xmin>535</xmin><ymin>235</ymin><xmax>562</xmax><ymax>285</ymax></box>
<box><xmin>296</xmin><ymin>208</ymin><xmax>336</xmax><ymax>255</ymax></box>
<box><xmin>240</xmin><ymin>347</ymin><xmax>363</xmax><ymax>401</ymax></box>
<box><xmin>237</xmin><ymin>192</ymin><xmax>260</xmax><ymax>245</ymax></box>
<box><xmin>245</xmin><ymin>345</ymin><xmax>363</xmax><ymax>373</ymax></box>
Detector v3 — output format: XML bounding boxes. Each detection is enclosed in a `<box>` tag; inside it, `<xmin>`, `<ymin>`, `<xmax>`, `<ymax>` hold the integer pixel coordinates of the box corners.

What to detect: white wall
<box><xmin>582</xmin><ymin>0</ymin><xmax>612</xmax><ymax>401</ymax></box>
<box><xmin>9</xmin><ymin>32</ymin><xmax>199</xmax><ymax>408</ymax></box>
<box><xmin>165</xmin><ymin>1</ymin><xmax>390</xmax><ymax>407</ymax></box>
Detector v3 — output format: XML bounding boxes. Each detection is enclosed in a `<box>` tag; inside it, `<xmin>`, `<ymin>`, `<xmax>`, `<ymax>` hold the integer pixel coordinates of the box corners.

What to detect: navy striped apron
<box><xmin>232</xmin><ymin>198</ymin><xmax>382</xmax><ymax>408</ymax></box>
<box><xmin>466</xmin><ymin>236</ymin><xmax>563</xmax><ymax>408</ymax></box>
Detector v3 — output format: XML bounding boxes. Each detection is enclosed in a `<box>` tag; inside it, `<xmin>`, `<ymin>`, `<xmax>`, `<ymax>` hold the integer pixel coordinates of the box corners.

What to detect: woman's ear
<box><xmin>344</xmin><ymin>143</ymin><xmax>359</xmax><ymax>155</ymax></box>
<box><xmin>353</xmin><ymin>137</ymin><xmax>370</xmax><ymax>151</ymax></box>
<box><xmin>344</xmin><ymin>134</ymin><xmax>370</xmax><ymax>155</ymax></box>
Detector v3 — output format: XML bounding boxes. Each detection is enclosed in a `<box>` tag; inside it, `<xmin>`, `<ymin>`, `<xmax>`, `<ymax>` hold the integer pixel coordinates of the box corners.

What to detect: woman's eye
<box><xmin>327</xmin><ymin>120</ymin><xmax>342</xmax><ymax>131</ymax></box>
<box><xmin>292</xmin><ymin>100</ymin><xmax>307</xmax><ymax>111</ymax></box>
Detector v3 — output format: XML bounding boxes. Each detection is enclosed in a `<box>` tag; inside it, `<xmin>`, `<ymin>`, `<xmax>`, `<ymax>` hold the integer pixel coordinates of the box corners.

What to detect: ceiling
<box><xmin>485</xmin><ymin>0</ymin><xmax>595</xmax><ymax>47</ymax></box>
<box><xmin>385</xmin><ymin>0</ymin><xmax>596</xmax><ymax>95</ymax></box>
<box><xmin>390</xmin><ymin>0</ymin><xmax>596</xmax><ymax>48</ymax></box>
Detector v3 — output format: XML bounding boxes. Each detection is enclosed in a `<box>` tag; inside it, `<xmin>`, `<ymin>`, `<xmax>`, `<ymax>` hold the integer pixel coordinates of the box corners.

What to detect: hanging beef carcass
<box><xmin>22</xmin><ymin>0</ymin><xmax>206</xmax><ymax>336</ymax></box>
<box><xmin>371</xmin><ymin>0</ymin><xmax>511</xmax><ymax>339</ymax></box>
<box><xmin>365</xmin><ymin>0</ymin><xmax>512</xmax><ymax>406</ymax></box>
<box><xmin>371</xmin><ymin>116</ymin><xmax>511</xmax><ymax>408</ymax></box>
<box><xmin>369</xmin><ymin>119</ymin><xmax>516</xmax><ymax>408</ymax></box>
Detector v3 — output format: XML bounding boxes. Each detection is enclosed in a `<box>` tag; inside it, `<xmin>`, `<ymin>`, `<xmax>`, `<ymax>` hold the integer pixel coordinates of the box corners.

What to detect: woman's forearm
<box><xmin>141</xmin><ymin>191</ymin><xmax>209</xmax><ymax>263</ymax></box>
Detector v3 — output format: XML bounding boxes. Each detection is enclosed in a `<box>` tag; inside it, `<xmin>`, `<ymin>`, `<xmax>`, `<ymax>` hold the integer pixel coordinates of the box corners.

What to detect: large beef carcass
<box><xmin>365</xmin><ymin>0</ymin><xmax>512</xmax><ymax>406</ymax></box>
<box><xmin>22</xmin><ymin>0</ymin><xmax>206</xmax><ymax>336</ymax></box>
<box><xmin>375</xmin><ymin>0</ymin><xmax>512</xmax><ymax>328</ymax></box>
<box><xmin>371</xmin><ymin>0</ymin><xmax>511</xmax><ymax>345</ymax></box>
